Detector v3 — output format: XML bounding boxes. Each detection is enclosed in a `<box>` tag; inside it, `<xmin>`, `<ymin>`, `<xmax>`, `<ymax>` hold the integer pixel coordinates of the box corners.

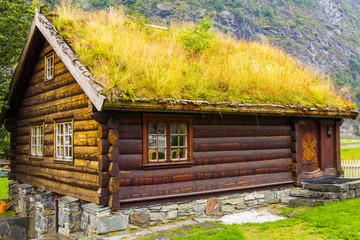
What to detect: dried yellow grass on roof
<box><xmin>52</xmin><ymin>1</ymin><xmax>356</xmax><ymax>109</ymax></box>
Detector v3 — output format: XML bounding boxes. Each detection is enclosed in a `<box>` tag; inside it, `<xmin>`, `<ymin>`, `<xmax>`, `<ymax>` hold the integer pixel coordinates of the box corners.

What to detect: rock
<box><xmin>193</xmin><ymin>205</ymin><xmax>205</xmax><ymax>213</ymax></box>
<box><xmin>221</xmin><ymin>205</ymin><xmax>235</xmax><ymax>212</ymax></box>
<box><xmin>8</xmin><ymin>225</ymin><xmax>27</xmax><ymax>240</ymax></box>
<box><xmin>228</xmin><ymin>193</ymin><xmax>241</xmax><ymax>199</ymax></box>
<box><xmin>265</xmin><ymin>192</ymin><xmax>275</xmax><ymax>201</ymax></box>
<box><xmin>130</xmin><ymin>212</ymin><xmax>150</xmax><ymax>227</ymax></box>
<box><xmin>150</xmin><ymin>212</ymin><xmax>166</xmax><ymax>221</ymax></box>
<box><xmin>161</xmin><ymin>204</ymin><xmax>178</xmax><ymax>212</ymax></box>
<box><xmin>223</xmin><ymin>197</ymin><xmax>244</xmax><ymax>205</ymax></box>
<box><xmin>134</xmin><ymin>207</ymin><xmax>148</xmax><ymax>212</ymax></box>
<box><xmin>0</xmin><ymin>220</ymin><xmax>10</xmax><ymax>235</ymax></box>
<box><xmin>167</xmin><ymin>210</ymin><xmax>178</xmax><ymax>220</ymax></box>
<box><xmin>356</xmin><ymin>188</ymin><xmax>360</xmax><ymax>197</ymax></box>
<box><xmin>98</xmin><ymin>215</ymin><xmax>129</xmax><ymax>234</ymax></box>
<box><xmin>205</xmin><ymin>198</ymin><xmax>220</xmax><ymax>216</ymax></box>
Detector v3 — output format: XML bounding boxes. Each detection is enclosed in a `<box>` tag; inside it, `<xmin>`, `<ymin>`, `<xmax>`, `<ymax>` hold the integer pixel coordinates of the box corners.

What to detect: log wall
<box><xmin>110</xmin><ymin>113</ymin><xmax>294</xmax><ymax>207</ymax></box>
<box><xmin>10</xmin><ymin>38</ymin><xmax>100</xmax><ymax>202</ymax></box>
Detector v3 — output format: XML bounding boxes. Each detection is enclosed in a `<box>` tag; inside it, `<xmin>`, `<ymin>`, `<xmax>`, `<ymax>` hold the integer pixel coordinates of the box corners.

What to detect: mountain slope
<box><xmin>118</xmin><ymin>0</ymin><xmax>360</xmax><ymax>105</ymax></box>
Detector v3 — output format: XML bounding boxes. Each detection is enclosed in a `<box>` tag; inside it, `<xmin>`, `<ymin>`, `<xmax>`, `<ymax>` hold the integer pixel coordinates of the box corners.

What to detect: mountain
<box><xmin>113</xmin><ymin>0</ymin><xmax>360</xmax><ymax>106</ymax></box>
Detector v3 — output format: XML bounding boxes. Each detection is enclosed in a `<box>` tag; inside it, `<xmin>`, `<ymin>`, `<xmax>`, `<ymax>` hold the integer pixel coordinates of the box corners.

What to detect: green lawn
<box><xmin>143</xmin><ymin>199</ymin><xmax>360</xmax><ymax>240</ymax></box>
<box><xmin>0</xmin><ymin>177</ymin><xmax>10</xmax><ymax>199</ymax></box>
<box><xmin>340</xmin><ymin>138</ymin><xmax>360</xmax><ymax>144</ymax></box>
<box><xmin>341</xmin><ymin>138</ymin><xmax>360</xmax><ymax>160</ymax></box>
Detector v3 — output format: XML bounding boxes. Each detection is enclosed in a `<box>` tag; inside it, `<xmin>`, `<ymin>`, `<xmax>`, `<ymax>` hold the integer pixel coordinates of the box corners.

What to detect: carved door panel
<box><xmin>298</xmin><ymin>120</ymin><xmax>321</xmax><ymax>177</ymax></box>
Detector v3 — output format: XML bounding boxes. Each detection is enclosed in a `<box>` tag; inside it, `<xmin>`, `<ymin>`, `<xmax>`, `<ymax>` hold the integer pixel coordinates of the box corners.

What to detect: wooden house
<box><xmin>1</xmin><ymin>9</ymin><xmax>358</xmax><ymax>209</ymax></box>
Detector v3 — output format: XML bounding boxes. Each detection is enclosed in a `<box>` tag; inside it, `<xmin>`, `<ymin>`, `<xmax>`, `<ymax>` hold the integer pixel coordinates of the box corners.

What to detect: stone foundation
<box><xmin>7</xmin><ymin>180</ymin><xmax>360</xmax><ymax>238</ymax></box>
<box><xmin>0</xmin><ymin>216</ymin><xmax>28</xmax><ymax>240</ymax></box>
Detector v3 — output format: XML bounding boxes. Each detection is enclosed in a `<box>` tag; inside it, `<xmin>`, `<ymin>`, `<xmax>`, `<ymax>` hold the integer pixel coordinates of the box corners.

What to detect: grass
<box><xmin>341</xmin><ymin>145</ymin><xmax>360</xmax><ymax>160</ymax></box>
<box><xmin>142</xmin><ymin>199</ymin><xmax>360</xmax><ymax>240</ymax></box>
<box><xmin>50</xmin><ymin>1</ymin><xmax>355</xmax><ymax>109</ymax></box>
<box><xmin>340</xmin><ymin>138</ymin><xmax>360</xmax><ymax>144</ymax></box>
<box><xmin>0</xmin><ymin>177</ymin><xmax>10</xmax><ymax>199</ymax></box>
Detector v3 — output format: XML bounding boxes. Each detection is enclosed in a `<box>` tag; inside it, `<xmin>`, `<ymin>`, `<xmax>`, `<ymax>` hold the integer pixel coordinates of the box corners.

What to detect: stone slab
<box><xmin>192</xmin><ymin>217</ymin><xmax>220</xmax><ymax>223</ymax></box>
<box><xmin>151</xmin><ymin>224</ymin><xmax>178</xmax><ymax>233</ymax></box>
<box><xmin>175</xmin><ymin>220</ymin><xmax>197</xmax><ymax>226</ymax></box>
<box><xmin>98</xmin><ymin>215</ymin><xmax>129</xmax><ymax>234</ymax></box>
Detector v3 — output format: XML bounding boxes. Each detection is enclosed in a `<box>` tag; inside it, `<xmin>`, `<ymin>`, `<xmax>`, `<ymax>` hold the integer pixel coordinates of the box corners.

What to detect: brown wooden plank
<box><xmin>118</xmin><ymin>139</ymin><xmax>142</xmax><ymax>154</ymax></box>
<box><xmin>193</xmin><ymin>148</ymin><xmax>292</xmax><ymax>165</ymax></box>
<box><xmin>194</xmin><ymin>136</ymin><xmax>292</xmax><ymax>152</ymax></box>
<box><xmin>194</xmin><ymin>125</ymin><xmax>291</xmax><ymax>138</ymax></box>
<box><xmin>16</xmin><ymin>164</ymin><xmax>98</xmax><ymax>190</ymax></box>
<box><xmin>118</xmin><ymin>125</ymin><xmax>142</xmax><ymax>139</ymax></box>
<box><xmin>74</xmin><ymin>146</ymin><xmax>99</xmax><ymax>161</ymax></box>
<box><xmin>117</xmin><ymin>172</ymin><xmax>292</xmax><ymax>200</ymax></box>
<box><xmin>118</xmin><ymin>158</ymin><xmax>291</xmax><ymax>186</ymax></box>
<box><xmin>116</xmin><ymin>113</ymin><xmax>142</xmax><ymax>125</ymax></box>
<box><xmin>193</xmin><ymin>114</ymin><xmax>290</xmax><ymax>126</ymax></box>
<box><xmin>119</xmin><ymin>154</ymin><xmax>142</xmax><ymax>170</ymax></box>
<box><xmin>98</xmin><ymin>155</ymin><xmax>110</xmax><ymax>172</ymax></box>
<box><xmin>16</xmin><ymin>173</ymin><xmax>97</xmax><ymax>202</ymax></box>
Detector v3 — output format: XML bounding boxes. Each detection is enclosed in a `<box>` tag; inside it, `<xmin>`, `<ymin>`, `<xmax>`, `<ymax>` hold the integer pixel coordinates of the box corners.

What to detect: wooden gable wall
<box><xmin>8</xmin><ymin>37</ymin><xmax>101</xmax><ymax>202</ymax></box>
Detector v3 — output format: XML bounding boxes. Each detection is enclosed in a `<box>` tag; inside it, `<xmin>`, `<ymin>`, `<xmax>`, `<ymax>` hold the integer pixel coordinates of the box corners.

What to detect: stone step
<box><xmin>288</xmin><ymin>197</ymin><xmax>337</xmax><ymax>207</ymax></box>
<box><xmin>303</xmin><ymin>183</ymin><xmax>349</xmax><ymax>192</ymax></box>
<box><xmin>290</xmin><ymin>189</ymin><xmax>340</xmax><ymax>199</ymax></box>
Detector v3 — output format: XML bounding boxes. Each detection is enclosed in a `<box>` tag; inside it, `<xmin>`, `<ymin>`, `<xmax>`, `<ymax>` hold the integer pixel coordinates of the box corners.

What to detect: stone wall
<box><xmin>0</xmin><ymin>216</ymin><xmax>28</xmax><ymax>240</ymax></box>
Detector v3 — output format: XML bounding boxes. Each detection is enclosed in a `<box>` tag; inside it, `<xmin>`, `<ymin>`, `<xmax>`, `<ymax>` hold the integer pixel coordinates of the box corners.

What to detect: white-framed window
<box><xmin>30</xmin><ymin>125</ymin><xmax>43</xmax><ymax>157</ymax></box>
<box><xmin>45</xmin><ymin>52</ymin><xmax>54</xmax><ymax>81</ymax></box>
<box><xmin>55</xmin><ymin>122</ymin><xmax>73</xmax><ymax>161</ymax></box>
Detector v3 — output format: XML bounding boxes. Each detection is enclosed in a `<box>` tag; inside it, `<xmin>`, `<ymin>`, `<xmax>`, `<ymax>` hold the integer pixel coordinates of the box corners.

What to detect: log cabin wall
<box><xmin>110</xmin><ymin>113</ymin><xmax>294</xmax><ymax>208</ymax></box>
<box><xmin>10</xmin><ymin>38</ymin><xmax>101</xmax><ymax>203</ymax></box>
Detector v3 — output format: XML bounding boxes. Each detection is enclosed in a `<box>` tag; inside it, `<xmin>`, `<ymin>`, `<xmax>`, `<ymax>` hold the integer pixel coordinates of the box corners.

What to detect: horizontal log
<box><xmin>109</xmin><ymin>162</ymin><xmax>120</xmax><ymax>177</ymax></box>
<box><xmin>119</xmin><ymin>154</ymin><xmax>142</xmax><ymax>170</ymax></box>
<box><xmin>96</xmin><ymin>188</ymin><xmax>110</xmax><ymax>205</ymax></box>
<box><xmin>15</xmin><ymin>155</ymin><xmax>98</xmax><ymax>173</ymax></box>
<box><xmin>74</xmin><ymin>146</ymin><xmax>99</xmax><ymax>161</ymax></box>
<box><xmin>118</xmin><ymin>125</ymin><xmax>142</xmax><ymax>139</ymax></box>
<box><xmin>16</xmin><ymin>173</ymin><xmax>98</xmax><ymax>203</ymax></box>
<box><xmin>118</xmin><ymin>158</ymin><xmax>291</xmax><ymax>186</ymax></box>
<box><xmin>194</xmin><ymin>136</ymin><xmax>292</xmax><ymax>152</ymax></box>
<box><xmin>194</xmin><ymin>125</ymin><xmax>291</xmax><ymax>138</ymax></box>
<box><xmin>118</xmin><ymin>139</ymin><xmax>142</xmax><ymax>154</ymax></box>
<box><xmin>18</xmin><ymin>94</ymin><xmax>89</xmax><ymax>120</ymax></box>
<box><xmin>116</xmin><ymin>113</ymin><xmax>142</xmax><ymax>125</ymax></box>
<box><xmin>16</xmin><ymin>164</ymin><xmax>98</xmax><ymax>190</ymax></box>
<box><xmin>193</xmin><ymin>148</ymin><xmax>292</xmax><ymax>165</ymax></box>
<box><xmin>98</xmin><ymin>139</ymin><xmax>110</xmax><ymax>155</ymax></box>
<box><xmin>24</xmin><ymin>72</ymin><xmax>76</xmax><ymax>98</ymax></box>
<box><xmin>108</xmin><ymin>129</ymin><xmax>120</xmax><ymax>146</ymax></box>
<box><xmin>117</xmin><ymin>172</ymin><xmax>292</xmax><ymax>200</ymax></box>
<box><xmin>73</xmin><ymin>131</ymin><xmax>98</xmax><ymax>146</ymax></box>
<box><xmin>193</xmin><ymin>114</ymin><xmax>290</xmax><ymax>126</ymax></box>
<box><xmin>17</xmin><ymin>108</ymin><xmax>91</xmax><ymax>129</ymax></box>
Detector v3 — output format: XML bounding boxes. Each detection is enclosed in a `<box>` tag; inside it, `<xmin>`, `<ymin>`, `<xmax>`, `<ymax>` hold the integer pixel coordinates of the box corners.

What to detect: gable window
<box><xmin>55</xmin><ymin>121</ymin><xmax>73</xmax><ymax>161</ymax></box>
<box><xmin>30</xmin><ymin>125</ymin><xmax>43</xmax><ymax>157</ymax></box>
<box><xmin>45</xmin><ymin>52</ymin><xmax>54</xmax><ymax>81</ymax></box>
<box><xmin>143</xmin><ymin>114</ymin><xmax>193</xmax><ymax>168</ymax></box>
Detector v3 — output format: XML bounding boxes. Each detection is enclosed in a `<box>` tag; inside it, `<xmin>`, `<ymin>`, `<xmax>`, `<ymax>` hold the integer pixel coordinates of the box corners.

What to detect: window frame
<box><xmin>142</xmin><ymin>114</ymin><xmax>193</xmax><ymax>169</ymax></box>
<box><xmin>54</xmin><ymin>119</ymin><xmax>74</xmax><ymax>162</ymax></box>
<box><xmin>45</xmin><ymin>51</ymin><xmax>55</xmax><ymax>81</ymax></box>
<box><xmin>29</xmin><ymin>123</ymin><xmax>44</xmax><ymax>158</ymax></box>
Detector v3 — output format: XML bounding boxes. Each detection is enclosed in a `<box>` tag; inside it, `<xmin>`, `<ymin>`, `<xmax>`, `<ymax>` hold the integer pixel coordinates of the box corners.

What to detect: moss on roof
<box><xmin>51</xmin><ymin>2</ymin><xmax>356</xmax><ymax>110</ymax></box>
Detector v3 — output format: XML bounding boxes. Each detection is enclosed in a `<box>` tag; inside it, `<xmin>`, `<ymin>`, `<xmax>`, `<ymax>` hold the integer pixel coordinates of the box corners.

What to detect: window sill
<box><xmin>142</xmin><ymin>161</ymin><xmax>193</xmax><ymax>170</ymax></box>
<box><xmin>54</xmin><ymin>158</ymin><xmax>74</xmax><ymax>164</ymax></box>
<box><xmin>29</xmin><ymin>156</ymin><xmax>43</xmax><ymax>161</ymax></box>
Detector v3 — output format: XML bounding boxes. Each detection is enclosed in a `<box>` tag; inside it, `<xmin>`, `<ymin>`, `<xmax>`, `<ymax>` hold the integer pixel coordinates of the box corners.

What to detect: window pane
<box><xmin>158</xmin><ymin>136</ymin><xmax>166</xmax><ymax>147</ymax></box>
<box><xmin>179</xmin><ymin>124</ymin><xmax>186</xmax><ymax>134</ymax></box>
<box><xmin>179</xmin><ymin>135</ymin><xmax>186</xmax><ymax>147</ymax></box>
<box><xmin>149</xmin><ymin>123</ymin><xmax>156</xmax><ymax>134</ymax></box>
<box><xmin>158</xmin><ymin>148</ymin><xmax>166</xmax><ymax>160</ymax></box>
<box><xmin>149</xmin><ymin>149</ymin><xmax>158</xmax><ymax>160</ymax></box>
<box><xmin>157</xmin><ymin>123</ymin><xmax>166</xmax><ymax>134</ymax></box>
<box><xmin>179</xmin><ymin>148</ymin><xmax>186</xmax><ymax>159</ymax></box>
<box><xmin>171</xmin><ymin>148</ymin><xmax>179</xmax><ymax>159</ymax></box>
<box><xmin>170</xmin><ymin>123</ymin><xmax>178</xmax><ymax>134</ymax></box>
<box><xmin>149</xmin><ymin>135</ymin><xmax>156</xmax><ymax>148</ymax></box>
<box><xmin>171</xmin><ymin>135</ymin><xmax>178</xmax><ymax>147</ymax></box>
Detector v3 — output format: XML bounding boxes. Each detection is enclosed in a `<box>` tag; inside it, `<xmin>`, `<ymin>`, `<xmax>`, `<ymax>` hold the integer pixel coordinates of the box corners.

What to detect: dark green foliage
<box><xmin>0</xmin><ymin>0</ymin><xmax>33</xmax><ymax>159</ymax></box>
<box><xmin>181</xmin><ymin>15</ymin><xmax>215</xmax><ymax>56</ymax></box>
<box><xmin>88</xmin><ymin>0</ymin><xmax>115</xmax><ymax>9</ymax></box>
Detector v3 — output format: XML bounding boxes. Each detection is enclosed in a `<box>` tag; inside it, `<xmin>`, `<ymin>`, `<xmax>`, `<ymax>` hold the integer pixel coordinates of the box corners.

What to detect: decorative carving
<box><xmin>302</xmin><ymin>133</ymin><xmax>317</xmax><ymax>163</ymax></box>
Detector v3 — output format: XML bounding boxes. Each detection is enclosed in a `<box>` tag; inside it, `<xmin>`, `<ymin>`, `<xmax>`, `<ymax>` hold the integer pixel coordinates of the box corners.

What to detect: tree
<box><xmin>0</xmin><ymin>0</ymin><xmax>34</xmax><ymax>159</ymax></box>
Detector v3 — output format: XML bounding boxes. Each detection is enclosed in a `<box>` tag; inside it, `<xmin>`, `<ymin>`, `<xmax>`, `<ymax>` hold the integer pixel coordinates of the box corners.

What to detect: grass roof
<box><xmin>51</xmin><ymin>2</ymin><xmax>356</xmax><ymax>110</ymax></box>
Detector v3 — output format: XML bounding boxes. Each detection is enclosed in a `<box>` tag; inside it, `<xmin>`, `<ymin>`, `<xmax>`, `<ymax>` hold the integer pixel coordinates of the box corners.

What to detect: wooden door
<box><xmin>298</xmin><ymin>120</ymin><xmax>322</xmax><ymax>177</ymax></box>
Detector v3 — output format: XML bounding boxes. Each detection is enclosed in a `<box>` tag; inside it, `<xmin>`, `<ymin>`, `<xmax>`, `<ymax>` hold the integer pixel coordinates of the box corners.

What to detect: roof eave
<box><xmin>102</xmin><ymin>100</ymin><xmax>359</xmax><ymax>119</ymax></box>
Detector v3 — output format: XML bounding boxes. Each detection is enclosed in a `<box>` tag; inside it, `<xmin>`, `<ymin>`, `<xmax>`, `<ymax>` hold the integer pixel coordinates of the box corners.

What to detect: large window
<box><xmin>55</xmin><ymin>121</ymin><xmax>73</xmax><ymax>161</ymax></box>
<box><xmin>45</xmin><ymin>52</ymin><xmax>54</xmax><ymax>81</ymax></box>
<box><xmin>30</xmin><ymin>125</ymin><xmax>43</xmax><ymax>157</ymax></box>
<box><xmin>143</xmin><ymin>115</ymin><xmax>193</xmax><ymax>168</ymax></box>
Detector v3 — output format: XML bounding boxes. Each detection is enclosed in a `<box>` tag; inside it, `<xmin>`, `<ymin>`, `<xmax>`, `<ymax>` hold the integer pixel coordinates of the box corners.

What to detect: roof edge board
<box><xmin>103</xmin><ymin>100</ymin><xmax>359</xmax><ymax>119</ymax></box>
<box><xmin>34</xmin><ymin>10</ymin><xmax>105</xmax><ymax>111</ymax></box>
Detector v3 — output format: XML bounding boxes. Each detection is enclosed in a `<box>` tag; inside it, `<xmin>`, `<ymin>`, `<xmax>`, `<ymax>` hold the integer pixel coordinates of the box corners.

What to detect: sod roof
<box><xmin>23</xmin><ymin>2</ymin><xmax>355</xmax><ymax>118</ymax></box>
